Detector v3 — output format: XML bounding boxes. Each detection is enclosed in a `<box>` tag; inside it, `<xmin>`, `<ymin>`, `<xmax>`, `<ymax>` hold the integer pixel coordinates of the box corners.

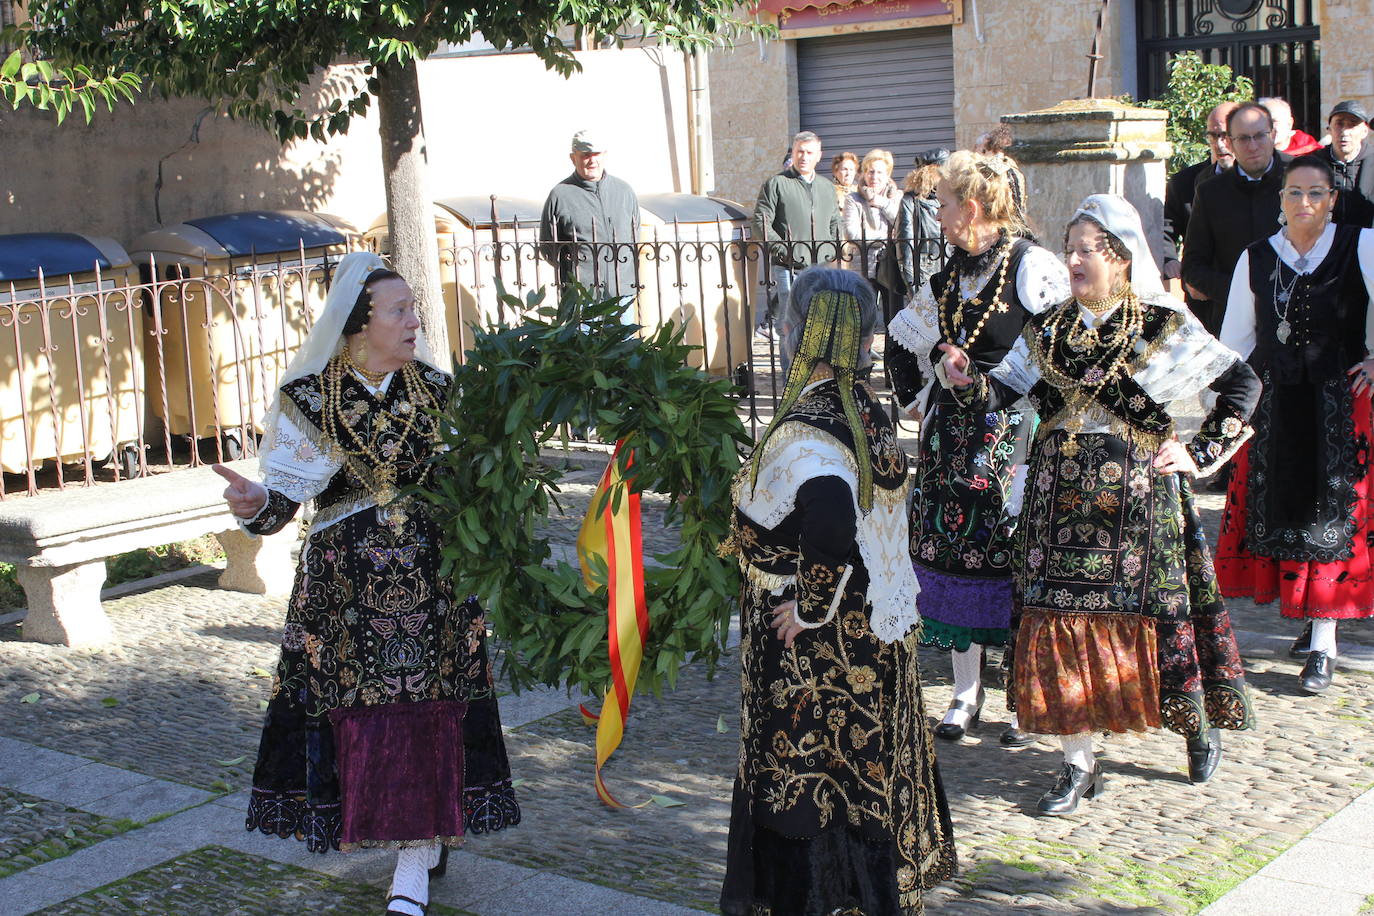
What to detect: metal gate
<box><xmin>798</xmin><ymin>28</ymin><xmax>956</xmax><ymax>181</ymax></box>
<box><xmin>1137</xmin><ymin>0</ymin><xmax>1320</xmax><ymax>133</ymax></box>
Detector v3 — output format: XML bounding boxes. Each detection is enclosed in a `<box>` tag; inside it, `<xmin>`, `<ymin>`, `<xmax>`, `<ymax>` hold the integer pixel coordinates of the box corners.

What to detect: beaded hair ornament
<box><xmin>748</xmin><ymin>288</ymin><xmax>874</xmax><ymax>512</ymax></box>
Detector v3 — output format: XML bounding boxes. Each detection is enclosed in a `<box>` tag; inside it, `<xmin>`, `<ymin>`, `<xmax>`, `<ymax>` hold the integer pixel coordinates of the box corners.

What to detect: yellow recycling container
<box><xmin>129</xmin><ymin>210</ymin><xmax>353</xmax><ymax>454</ymax></box>
<box><xmin>637</xmin><ymin>194</ymin><xmax>752</xmax><ymax>378</ymax></box>
<box><xmin>0</xmin><ymin>233</ymin><xmax>143</xmax><ymax>476</ymax></box>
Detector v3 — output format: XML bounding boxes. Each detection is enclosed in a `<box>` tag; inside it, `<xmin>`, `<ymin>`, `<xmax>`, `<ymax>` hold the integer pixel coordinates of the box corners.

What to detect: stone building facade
<box><xmin>708</xmin><ymin>0</ymin><xmax>1360</xmax><ymax>209</ymax></box>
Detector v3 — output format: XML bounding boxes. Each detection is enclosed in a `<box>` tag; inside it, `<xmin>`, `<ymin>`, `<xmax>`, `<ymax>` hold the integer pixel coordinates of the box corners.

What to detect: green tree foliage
<box><xmin>10</xmin><ymin>1</ymin><xmax>762</xmax><ymax>141</ymax></box>
<box><xmin>422</xmin><ymin>285</ymin><xmax>751</xmax><ymax>695</ymax></box>
<box><xmin>1139</xmin><ymin>51</ymin><xmax>1254</xmax><ymax>175</ymax></box>
<box><xmin>0</xmin><ymin>26</ymin><xmax>141</xmax><ymax>123</ymax></box>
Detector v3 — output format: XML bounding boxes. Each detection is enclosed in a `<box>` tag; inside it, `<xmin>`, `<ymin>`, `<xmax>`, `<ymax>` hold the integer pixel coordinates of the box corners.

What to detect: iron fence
<box><xmin>2</xmin><ymin>226</ymin><xmax>946</xmax><ymax>497</ymax></box>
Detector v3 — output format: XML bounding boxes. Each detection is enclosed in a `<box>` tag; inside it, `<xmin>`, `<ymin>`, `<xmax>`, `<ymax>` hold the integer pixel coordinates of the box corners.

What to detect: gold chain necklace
<box><xmin>320</xmin><ymin>354</ymin><xmax>438</xmax><ymax>524</ymax></box>
<box><xmin>343</xmin><ymin>341</ymin><xmax>390</xmax><ymax>386</ymax></box>
<box><xmin>1035</xmin><ymin>291</ymin><xmax>1145</xmax><ymax>456</ymax></box>
<box><xmin>940</xmin><ymin>243</ymin><xmax>1014</xmax><ymax>351</ymax></box>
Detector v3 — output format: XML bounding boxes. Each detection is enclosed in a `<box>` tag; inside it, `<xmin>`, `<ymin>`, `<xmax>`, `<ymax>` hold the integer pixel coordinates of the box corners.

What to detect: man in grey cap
<box><xmin>539</xmin><ymin>129</ymin><xmax>641</xmax><ymax>313</ymax></box>
<box><xmin>1316</xmin><ymin>100</ymin><xmax>1374</xmax><ymax>227</ymax></box>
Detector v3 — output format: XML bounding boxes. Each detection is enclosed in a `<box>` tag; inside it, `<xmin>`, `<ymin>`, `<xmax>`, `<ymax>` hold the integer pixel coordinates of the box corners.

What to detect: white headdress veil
<box><xmin>1070</xmin><ymin>193</ymin><xmax>1239</xmax><ymax>404</ymax></box>
<box><xmin>1071</xmin><ymin>194</ymin><xmax>1167</xmax><ymax>300</ymax></box>
<box><xmin>258</xmin><ymin>251</ymin><xmax>436</xmax><ymax>471</ymax></box>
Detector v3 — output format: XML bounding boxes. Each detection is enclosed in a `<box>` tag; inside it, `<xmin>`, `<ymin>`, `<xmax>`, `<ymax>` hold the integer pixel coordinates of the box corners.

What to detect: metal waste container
<box><xmin>0</xmin><ymin>233</ymin><xmax>143</xmax><ymax>476</ymax></box>
<box><xmin>637</xmin><ymin>194</ymin><xmax>752</xmax><ymax>377</ymax></box>
<box><xmin>129</xmin><ymin>210</ymin><xmax>353</xmax><ymax>454</ymax></box>
<box><xmin>364</xmin><ymin>196</ymin><xmax>546</xmax><ymax>360</ymax></box>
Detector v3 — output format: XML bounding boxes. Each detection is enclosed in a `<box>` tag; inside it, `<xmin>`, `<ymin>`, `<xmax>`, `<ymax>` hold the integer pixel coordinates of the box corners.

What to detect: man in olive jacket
<box><xmin>751</xmin><ymin>130</ymin><xmax>842</xmax><ymax>373</ymax></box>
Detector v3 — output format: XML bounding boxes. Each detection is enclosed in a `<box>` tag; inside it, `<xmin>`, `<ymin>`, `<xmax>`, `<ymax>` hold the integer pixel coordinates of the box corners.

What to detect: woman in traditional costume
<box><xmin>1216</xmin><ymin>154</ymin><xmax>1374</xmax><ymax>694</ymax></box>
<box><xmin>886</xmin><ymin>150</ymin><xmax>1070</xmax><ymax>745</ymax></box>
<box><xmin>215</xmin><ymin>252</ymin><xmax>520</xmax><ymax>916</ymax></box>
<box><xmin>721</xmin><ymin>267</ymin><xmax>956</xmax><ymax>915</ymax></box>
<box><xmin>939</xmin><ymin>195</ymin><xmax>1259</xmax><ymax>814</ymax></box>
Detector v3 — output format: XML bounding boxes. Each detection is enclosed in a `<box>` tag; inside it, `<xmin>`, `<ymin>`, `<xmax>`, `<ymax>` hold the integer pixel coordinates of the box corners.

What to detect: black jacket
<box><xmin>1162</xmin><ymin>159</ymin><xmax>1222</xmax><ymax>265</ymax></box>
<box><xmin>1182</xmin><ymin>152</ymin><xmax>1291</xmax><ymax>305</ymax></box>
<box><xmin>1317</xmin><ymin>140</ymin><xmax>1374</xmax><ymax>228</ymax></box>
<box><xmin>896</xmin><ymin>190</ymin><xmax>943</xmax><ymax>293</ymax></box>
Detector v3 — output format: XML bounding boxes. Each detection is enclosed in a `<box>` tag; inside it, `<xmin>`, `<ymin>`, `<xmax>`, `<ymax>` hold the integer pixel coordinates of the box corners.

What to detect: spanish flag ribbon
<box><xmin>575</xmin><ymin>439</ymin><xmax>650</xmax><ymax>808</ymax></box>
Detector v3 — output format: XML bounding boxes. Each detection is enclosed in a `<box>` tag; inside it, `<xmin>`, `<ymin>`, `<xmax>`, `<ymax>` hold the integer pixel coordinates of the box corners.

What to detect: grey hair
<box><xmin>791</xmin><ymin>130</ymin><xmax>821</xmax><ymax>148</ymax></box>
<box><xmin>784</xmin><ymin>267</ymin><xmax>878</xmax><ymax>369</ymax></box>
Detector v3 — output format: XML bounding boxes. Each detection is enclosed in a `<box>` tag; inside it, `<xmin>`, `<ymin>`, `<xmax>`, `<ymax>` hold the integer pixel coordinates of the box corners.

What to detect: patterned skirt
<box><xmin>1217</xmin><ymin>387</ymin><xmax>1374</xmax><ymax>620</ymax></box>
<box><xmin>721</xmin><ymin>576</ymin><xmax>957</xmax><ymax>915</ymax></box>
<box><xmin>912</xmin><ymin>402</ymin><xmax>1031</xmax><ymax>651</ymax></box>
<box><xmin>1012</xmin><ymin>430</ymin><xmax>1253</xmax><ymax>738</ymax></box>
<box><xmin>245</xmin><ymin>510</ymin><xmax>520</xmax><ymax>852</ymax></box>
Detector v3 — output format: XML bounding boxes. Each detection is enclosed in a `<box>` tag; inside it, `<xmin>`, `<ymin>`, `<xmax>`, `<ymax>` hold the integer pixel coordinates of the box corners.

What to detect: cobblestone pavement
<box><xmin>0</xmin><ymin>788</ymin><xmax>134</xmax><ymax>879</ymax></box>
<box><xmin>29</xmin><ymin>846</ymin><xmax>471</xmax><ymax>915</ymax></box>
<box><xmin>1</xmin><ymin>390</ymin><xmax>1372</xmax><ymax>913</ymax></box>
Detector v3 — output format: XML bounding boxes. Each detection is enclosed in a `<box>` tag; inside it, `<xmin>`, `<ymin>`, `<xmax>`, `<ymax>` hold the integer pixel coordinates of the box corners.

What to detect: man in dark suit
<box><xmin>1182</xmin><ymin>101</ymin><xmax>1290</xmax><ymax>336</ymax></box>
<box><xmin>1162</xmin><ymin>102</ymin><xmax>1238</xmax><ymax>306</ymax></box>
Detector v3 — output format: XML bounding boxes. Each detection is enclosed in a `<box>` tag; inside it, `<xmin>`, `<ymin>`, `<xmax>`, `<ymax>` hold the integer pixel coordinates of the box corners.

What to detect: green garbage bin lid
<box><xmin>185</xmin><ymin>210</ymin><xmax>346</xmax><ymax>257</ymax></box>
<box><xmin>0</xmin><ymin>233</ymin><xmax>111</xmax><ymax>281</ymax></box>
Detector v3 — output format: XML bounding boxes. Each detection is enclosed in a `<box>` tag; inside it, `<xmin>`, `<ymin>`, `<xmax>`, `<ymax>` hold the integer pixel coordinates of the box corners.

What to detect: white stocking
<box><xmin>1310</xmin><ymin>618</ymin><xmax>1338</xmax><ymax>656</ymax></box>
<box><xmin>942</xmin><ymin>644</ymin><xmax>984</xmax><ymax>726</ymax></box>
<box><xmin>388</xmin><ymin>845</ymin><xmax>435</xmax><ymax>916</ymax></box>
<box><xmin>1060</xmin><ymin>733</ymin><xmax>1095</xmax><ymax>773</ymax></box>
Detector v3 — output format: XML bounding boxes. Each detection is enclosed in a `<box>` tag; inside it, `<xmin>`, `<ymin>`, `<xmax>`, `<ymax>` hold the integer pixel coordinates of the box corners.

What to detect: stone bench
<box><xmin>0</xmin><ymin>459</ymin><xmax>297</xmax><ymax>647</ymax></box>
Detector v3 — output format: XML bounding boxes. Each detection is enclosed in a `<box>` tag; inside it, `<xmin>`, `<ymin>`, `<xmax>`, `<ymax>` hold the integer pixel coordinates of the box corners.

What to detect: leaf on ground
<box><xmin>258</xmin><ymin>699</ymin><xmax>269</xmax><ymax>711</ymax></box>
<box><xmin>19</xmin><ymin>692</ymin><xmax>39</xmax><ymax>704</ymax></box>
<box><xmin>63</xmin><ymin>828</ymin><xmax>76</xmax><ymax>839</ymax></box>
<box><xmin>716</xmin><ymin>714</ymin><xmax>728</xmax><ymax>733</ymax></box>
<box><xmin>649</xmin><ymin>794</ymin><xmax>685</xmax><ymax>808</ymax></box>
<box><xmin>511</xmin><ymin>778</ymin><xmax>528</xmax><ymax>788</ymax></box>
<box><xmin>21</xmin><ymin>802</ymin><xmax>37</xmax><ymax>808</ymax></box>
<box><xmin>248</xmin><ymin>667</ymin><xmax>271</xmax><ymax>678</ymax></box>
<box><xmin>100</xmin><ymin>697</ymin><xmax>120</xmax><ymax>707</ymax></box>
<box><xmin>216</xmin><ymin>755</ymin><xmax>247</xmax><ymax>767</ymax></box>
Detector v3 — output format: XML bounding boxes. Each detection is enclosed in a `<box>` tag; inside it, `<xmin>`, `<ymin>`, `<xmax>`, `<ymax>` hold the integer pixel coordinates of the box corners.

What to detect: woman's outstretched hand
<box><xmin>1152</xmin><ymin>436</ymin><xmax>1199</xmax><ymax>477</ymax></box>
<box><xmin>938</xmin><ymin>343</ymin><xmax>974</xmax><ymax>387</ymax></box>
<box><xmin>1347</xmin><ymin>358</ymin><xmax>1374</xmax><ymax>398</ymax></box>
<box><xmin>213</xmin><ymin>463</ymin><xmax>268</xmax><ymax>519</ymax></box>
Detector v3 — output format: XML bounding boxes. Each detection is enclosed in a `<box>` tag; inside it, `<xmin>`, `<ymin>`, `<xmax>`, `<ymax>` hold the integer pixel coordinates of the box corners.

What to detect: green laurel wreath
<box><xmin>421</xmin><ymin>286</ymin><xmax>751</xmax><ymax>697</ymax></box>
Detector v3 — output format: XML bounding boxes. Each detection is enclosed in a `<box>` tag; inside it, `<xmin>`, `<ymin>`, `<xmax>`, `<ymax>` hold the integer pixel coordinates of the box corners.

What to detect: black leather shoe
<box><xmin>933</xmin><ymin>690</ymin><xmax>984</xmax><ymax>741</ymax></box>
<box><xmin>1000</xmin><ymin>726</ymin><xmax>1036</xmax><ymax>748</ymax></box>
<box><xmin>1289</xmin><ymin>621</ymin><xmax>1314</xmax><ymax>659</ymax></box>
<box><xmin>1186</xmin><ymin>728</ymin><xmax>1222</xmax><ymax>784</ymax></box>
<box><xmin>1036</xmin><ymin>762</ymin><xmax>1103</xmax><ymax>816</ymax></box>
<box><xmin>429</xmin><ymin>845</ymin><xmax>449</xmax><ymax>879</ymax></box>
<box><xmin>1300</xmin><ymin>650</ymin><xmax>1335</xmax><ymax>693</ymax></box>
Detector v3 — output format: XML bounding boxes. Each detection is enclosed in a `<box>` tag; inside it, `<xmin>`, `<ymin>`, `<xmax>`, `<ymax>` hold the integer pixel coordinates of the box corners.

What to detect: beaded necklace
<box><xmin>1035</xmin><ymin>290</ymin><xmax>1145</xmax><ymax>457</ymax></box>
<box><xmin>320</xmin><ymin>353</ymin><xmax>438</xmax><ymax>525</ymax></box>
<box><xmin>939</xmin><ymin>239</ymin><xmax>1014</xmax><ymax>350</ymax></box>
<box><xmin>343</xmin><ymin>341</ymin><xmax>390</xmax><ymax>386</ymax></box>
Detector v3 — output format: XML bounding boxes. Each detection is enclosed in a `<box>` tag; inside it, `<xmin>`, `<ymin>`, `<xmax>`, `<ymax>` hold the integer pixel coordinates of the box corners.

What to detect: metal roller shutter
<box><xmin>798</xmin><ymin>28</ymin><xmax>956</xmax><ymax>182</ymax></box>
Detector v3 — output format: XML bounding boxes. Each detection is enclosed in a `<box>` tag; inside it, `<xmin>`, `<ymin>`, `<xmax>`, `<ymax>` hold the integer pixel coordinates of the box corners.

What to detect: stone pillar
<box><xmin>17</xmin><ymin>561</ymin><xmax>112</xmax><ymax>647</ymax></box>
<box><xmin>1002</xmin><ymin>99</ymin><xmax>1172</xmax><ymax>268</ymax></box>
<box><xmin>215</xmin><ymin>521</ymin><xmax>299</xmax><ymax>595</ymax></box>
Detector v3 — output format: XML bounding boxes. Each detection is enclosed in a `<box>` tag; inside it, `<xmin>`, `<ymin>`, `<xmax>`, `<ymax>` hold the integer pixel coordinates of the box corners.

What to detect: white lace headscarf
<box><xmin>1070</xmin><ymin>194</ymin><xmax>1166</xmax><ymax>299</ymax></box>
<box><xmin>258</xmin><ymin>251</ymin><xmax>436</xmax><ymax>470</ymax></box>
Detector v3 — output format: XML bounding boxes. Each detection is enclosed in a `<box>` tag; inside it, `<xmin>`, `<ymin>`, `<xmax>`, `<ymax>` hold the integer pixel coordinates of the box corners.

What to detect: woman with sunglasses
<box><xmin>938</xmin><ymin>194</ymin><xmax>1259</xmax><ymax>814</ymax></box>
<box><xmin>1216</xmin><ymin>154</ymin><xmax>1374</xmax><ymax>694</ymax></box>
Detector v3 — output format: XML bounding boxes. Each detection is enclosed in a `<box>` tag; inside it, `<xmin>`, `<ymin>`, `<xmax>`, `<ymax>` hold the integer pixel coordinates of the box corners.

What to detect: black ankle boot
<box><xmin>1186</xmin><ymin>728</ymin><xmax>1222</xmax><ymax>784</ymax></box>
<box><xmin>1300</xmin><ymin>650</ymin><xmax>1335</xmax><ymax>693</ymax></box>
<box><xmin>1036</xmin><ymin>762</ymin><xmax>1103</xmax><ymax>816</ymax></box>
<box><xmin>934</xmin><ymin>688</ymin><xmax>985</xmax><ymax>741</ymax></box>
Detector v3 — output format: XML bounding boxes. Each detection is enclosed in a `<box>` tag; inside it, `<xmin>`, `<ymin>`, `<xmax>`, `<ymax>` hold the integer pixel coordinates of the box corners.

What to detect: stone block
<box><xmin>15</xmin><ymin>561</ymin><xmax>111</xmax><ymax>647</ymax></box>
<box><xmin>215</xmin><ymin>521</ymin><xmax>298</xmax><ymax>595</ymax></box>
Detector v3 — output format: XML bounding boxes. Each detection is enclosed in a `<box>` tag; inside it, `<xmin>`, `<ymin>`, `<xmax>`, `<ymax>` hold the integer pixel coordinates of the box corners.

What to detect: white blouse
<box><xmin>1220</xmin><ymin>224</ymin><xmax>1374</xmax><ymax>360</ymax></box>
<box><xmin>887</xmin><ymin>244</ymin><xmax>1070</xmax><ymax>411</ymax></box>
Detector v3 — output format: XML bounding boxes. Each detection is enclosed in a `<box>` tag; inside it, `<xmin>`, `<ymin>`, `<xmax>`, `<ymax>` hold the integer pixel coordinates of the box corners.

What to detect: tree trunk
<box><xmin>375</xmin><ymin>58</ymin><xmax>450</xmax><ymax>369</ymax></box>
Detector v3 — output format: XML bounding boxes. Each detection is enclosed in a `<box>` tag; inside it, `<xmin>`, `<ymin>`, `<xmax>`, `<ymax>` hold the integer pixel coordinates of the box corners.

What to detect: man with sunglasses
<box><xmin>1163</xmin><ymin>102</ymin><xmax>1238</xmax><ymax>304</ymax></box>
<box><xmin>1182</xmin><ymin>101</ymin><xmax>1291</xmax><ymax>335</ymax></box>
<box><xmin>1314</xmin><ymin>100</ymin><xmax>1374</xmax><ymax>227</ymax></box>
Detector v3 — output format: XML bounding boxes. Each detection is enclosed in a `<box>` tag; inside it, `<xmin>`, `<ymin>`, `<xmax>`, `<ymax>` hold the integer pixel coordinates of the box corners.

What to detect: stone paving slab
<box><xmin>1201</xmin><ymin>873</ymin><xmax>1369</xmax><ymax>916</ymax></box>
<box><xmin>27</xmin><ymin>846</ymin><xmax>474</xmax><ymax>916</ymax></box>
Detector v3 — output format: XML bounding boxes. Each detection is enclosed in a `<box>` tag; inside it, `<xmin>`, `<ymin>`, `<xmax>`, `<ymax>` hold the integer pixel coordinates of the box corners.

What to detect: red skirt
<box><xmin>1216</xmin><ymin>390</ymin><xmax>1374</xmax><ymax>620</ymax></box>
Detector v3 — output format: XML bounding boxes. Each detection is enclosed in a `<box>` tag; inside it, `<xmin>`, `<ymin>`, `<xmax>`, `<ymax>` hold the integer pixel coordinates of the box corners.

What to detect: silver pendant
<box><xmin>1277</xmin><ymin>319</ymin><xmax>1292</xmax><ymax>344</ymax></box>
<box><xmin>1276</xmin><ymin>289</ymin><xmax>1291</xmax><ymax>306</ymax></box>
<box><xmin>1295</xmin><ymin>256</ymin><xmax>1309</xmax><ymax>271</ymax></box>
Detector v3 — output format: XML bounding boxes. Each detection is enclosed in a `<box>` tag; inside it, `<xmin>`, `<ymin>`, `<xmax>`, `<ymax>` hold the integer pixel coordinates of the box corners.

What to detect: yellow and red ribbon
<box><xmin>575</xmin><ymin>439</ymin><xmax>650</xmax><ymax>807</ymax></box>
